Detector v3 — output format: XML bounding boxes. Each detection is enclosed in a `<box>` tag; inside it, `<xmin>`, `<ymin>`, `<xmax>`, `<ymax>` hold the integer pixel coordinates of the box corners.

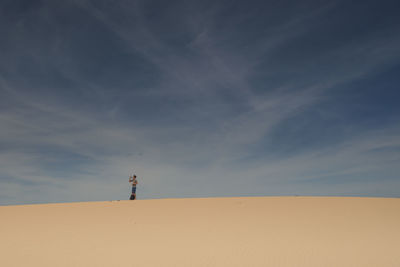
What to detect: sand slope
<box><xmin>1</xmin><ymin>197</ymin><xmax>399</xmax><ymax>266</ymax></box>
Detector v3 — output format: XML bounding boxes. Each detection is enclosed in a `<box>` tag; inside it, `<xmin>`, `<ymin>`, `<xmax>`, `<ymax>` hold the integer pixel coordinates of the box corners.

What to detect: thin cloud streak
<box><xmin>0</xmin><ymin>0</ymin><xmax>400</xmax><ymax>204</ymax></box>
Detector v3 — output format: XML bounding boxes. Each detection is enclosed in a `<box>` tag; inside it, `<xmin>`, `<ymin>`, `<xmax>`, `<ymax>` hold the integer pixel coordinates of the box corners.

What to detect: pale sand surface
<box><xmin>1</xmin><ymin>197</ymin><xmax>400</xmax><ymax>267</ymax></box>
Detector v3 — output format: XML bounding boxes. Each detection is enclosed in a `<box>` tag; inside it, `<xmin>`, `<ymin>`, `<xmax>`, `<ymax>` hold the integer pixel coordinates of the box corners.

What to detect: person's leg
<box><xmin>132</xmin><ymin>187</ymin><xmax>136</xmax><ymax>200</ymax></box>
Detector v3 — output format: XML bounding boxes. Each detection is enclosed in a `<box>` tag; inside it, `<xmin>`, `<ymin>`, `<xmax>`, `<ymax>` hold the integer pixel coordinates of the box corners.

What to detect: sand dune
<box><xmin>1</xmin><ymin>197</ymin><xmax>399</xmax><ymax>266</ymax></box>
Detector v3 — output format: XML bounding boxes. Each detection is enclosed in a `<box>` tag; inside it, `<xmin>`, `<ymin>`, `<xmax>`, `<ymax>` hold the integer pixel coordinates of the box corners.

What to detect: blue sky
<box><xmin>1</xmin><ymin>0</ymin><xmax>400</xmax><ymax>205</ymax></box>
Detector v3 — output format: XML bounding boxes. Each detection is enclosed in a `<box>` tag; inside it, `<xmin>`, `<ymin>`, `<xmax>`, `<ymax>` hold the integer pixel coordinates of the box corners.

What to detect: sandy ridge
<box><xmin>1</xmin><ymin>197</ymin><xmax>399</xmax><ymax>266</ymax></box>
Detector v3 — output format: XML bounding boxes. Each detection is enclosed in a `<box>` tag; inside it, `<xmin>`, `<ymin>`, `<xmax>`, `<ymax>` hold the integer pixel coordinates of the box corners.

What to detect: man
<box><xmin>129</xmin><ymin>174</ymin><xmax>138</xmax><ymax>200</ymax></box>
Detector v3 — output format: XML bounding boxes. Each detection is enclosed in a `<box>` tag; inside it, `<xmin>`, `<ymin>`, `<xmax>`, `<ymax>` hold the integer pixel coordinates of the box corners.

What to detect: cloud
<box><xmin>0</xmin><ymin>0</ymin><xmax>400</xmax><ymax>204</ymax></box>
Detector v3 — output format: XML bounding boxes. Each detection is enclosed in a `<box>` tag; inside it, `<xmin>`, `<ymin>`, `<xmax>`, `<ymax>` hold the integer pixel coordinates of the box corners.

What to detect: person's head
<box><xmin>133</xmin><ymin>175</ymin><xmax>136</xmax><ymax>178</ymax></box>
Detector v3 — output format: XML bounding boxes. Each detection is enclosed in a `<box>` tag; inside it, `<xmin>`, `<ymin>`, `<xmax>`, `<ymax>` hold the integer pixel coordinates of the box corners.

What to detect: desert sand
<box><xmin>1</xmin><ymin>197</ymin><xmax>399</xmax><ymax>266</ymax></box>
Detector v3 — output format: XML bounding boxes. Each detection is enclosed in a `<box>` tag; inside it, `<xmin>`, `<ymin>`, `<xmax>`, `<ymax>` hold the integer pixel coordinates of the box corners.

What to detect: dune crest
<box><xmin>1</xmin><ymin>197</ymin><xmax>399</xmax><ymax>266</ymax></box>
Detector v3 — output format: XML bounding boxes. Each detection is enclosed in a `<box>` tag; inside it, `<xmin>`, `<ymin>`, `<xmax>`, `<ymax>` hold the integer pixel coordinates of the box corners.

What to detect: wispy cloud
<box><xmin>1</xmin><ymin>0</ymin><xmax>399</xmax><ymax>204</ymax></box>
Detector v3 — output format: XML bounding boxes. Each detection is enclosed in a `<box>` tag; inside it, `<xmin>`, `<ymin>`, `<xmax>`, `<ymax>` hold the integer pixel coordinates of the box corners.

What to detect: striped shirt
<box><xmin>129</xmin><ymin>177</ymin><xmax>138</xmax><ymax>187</ymax></box>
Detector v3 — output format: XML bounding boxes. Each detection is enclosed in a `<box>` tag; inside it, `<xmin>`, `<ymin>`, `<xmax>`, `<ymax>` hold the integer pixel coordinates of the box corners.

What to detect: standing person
<box><xmin>129</xmin><ymin>174</ymin><xmax>138</xmax><ymax>200</ymax></box>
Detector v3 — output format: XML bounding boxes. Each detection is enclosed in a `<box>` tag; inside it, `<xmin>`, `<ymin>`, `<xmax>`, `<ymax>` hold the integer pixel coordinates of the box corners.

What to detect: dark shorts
<box><xmin>132</xmin><ymin>187</ymin><xmax>136</xmax><ymax>194</ymax></box>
